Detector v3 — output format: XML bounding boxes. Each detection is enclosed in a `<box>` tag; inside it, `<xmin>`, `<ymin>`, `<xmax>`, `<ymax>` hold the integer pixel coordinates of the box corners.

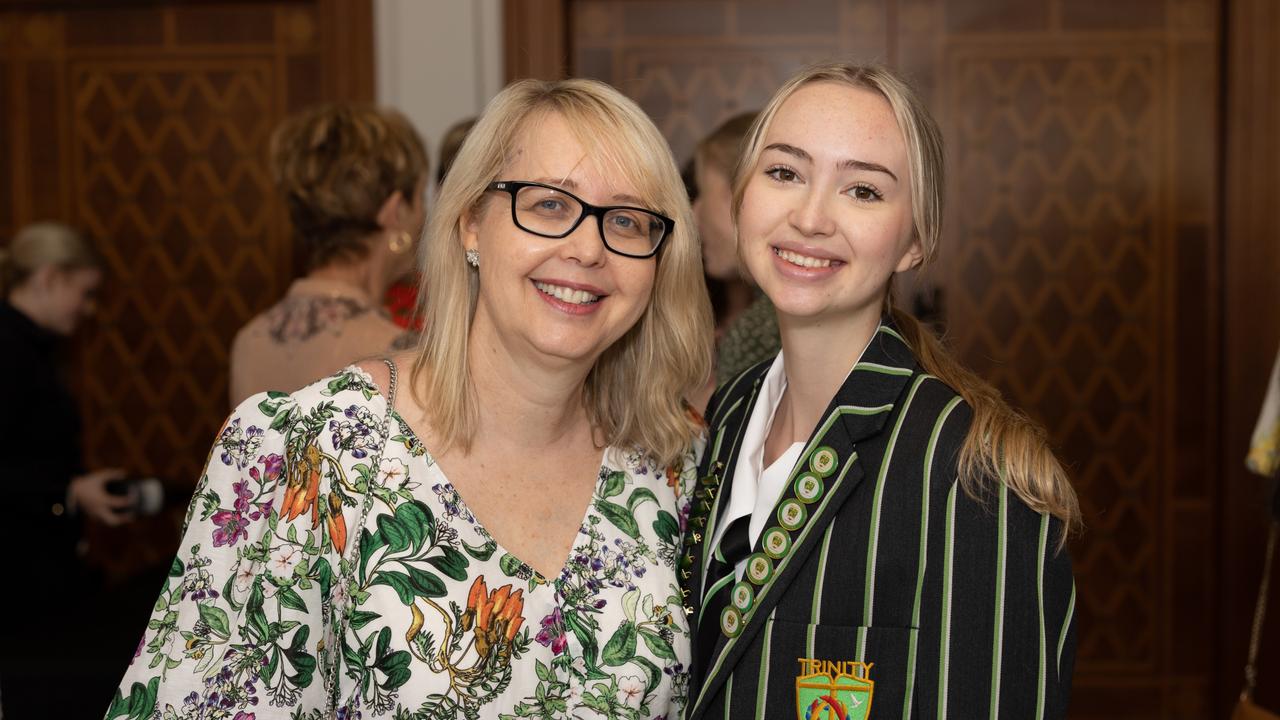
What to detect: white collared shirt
<box><xmin>711</xmin><ymin>339</ymin><xmax>873</xmax><ymax>580</ymax></box>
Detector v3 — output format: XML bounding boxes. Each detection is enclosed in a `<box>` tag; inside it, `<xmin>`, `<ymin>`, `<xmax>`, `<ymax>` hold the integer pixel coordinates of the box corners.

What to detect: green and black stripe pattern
<box><xmin>680</xmin><ymin>320</ymin><xmax>1076</xmax><ymax>720</ymax></box>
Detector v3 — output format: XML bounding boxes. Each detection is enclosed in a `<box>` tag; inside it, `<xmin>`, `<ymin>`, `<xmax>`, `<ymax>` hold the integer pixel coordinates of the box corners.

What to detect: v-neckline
<box><xmin>366</xmin><ymin>377</ymin><xmax>612</xmax><ymax>589</ymax></box>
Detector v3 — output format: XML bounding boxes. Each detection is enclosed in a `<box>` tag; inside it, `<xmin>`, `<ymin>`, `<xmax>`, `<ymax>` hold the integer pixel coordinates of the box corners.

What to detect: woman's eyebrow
<box><xmin>838</xmin><ymin>158</ymin><xmax>898</xmax><ymax>182</ymax></box>
<box><xmin>764</xmin><ymin>142</ymin><xmax>899</xmax><ymax>182</ymax></box>
<box><xmin>532</xmin><ymin>176</ymin><xmax>644</xmax><ymax>205</ymax></box>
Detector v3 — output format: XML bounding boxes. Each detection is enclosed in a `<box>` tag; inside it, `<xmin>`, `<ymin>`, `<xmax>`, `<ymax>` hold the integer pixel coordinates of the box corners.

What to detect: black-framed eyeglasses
<box><xmin>487</xmin><ymin>180</ymin><xmax>673</xmax><ymax>259</ymax></box>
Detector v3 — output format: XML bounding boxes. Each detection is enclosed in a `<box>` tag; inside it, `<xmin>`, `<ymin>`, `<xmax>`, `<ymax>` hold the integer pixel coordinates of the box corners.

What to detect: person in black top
<box><xmin>0</xmin><ymin>221</ymin><xmax>134</xmax><ymax>717</ymax></box>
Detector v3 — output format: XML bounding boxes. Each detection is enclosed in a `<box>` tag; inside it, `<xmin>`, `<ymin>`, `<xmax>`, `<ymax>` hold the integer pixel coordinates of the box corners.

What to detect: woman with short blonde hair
<box><xmin>228</xmin><ymin>103</ymin><xmax>428</xmax><ymax>406</ymax></box>
<box><xmin>113</xmin><ymin>78</ymin><xmax>712</xmax><ymax>719</ymax></box>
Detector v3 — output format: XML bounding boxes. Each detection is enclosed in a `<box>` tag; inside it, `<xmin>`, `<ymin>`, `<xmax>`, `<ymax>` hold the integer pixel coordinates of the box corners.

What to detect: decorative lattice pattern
<box><xmin>943</xmin><ymin>50</ymin><xmax>1162</xmax><ymax>669</ymax></box>
<box><xmin>71</xmin><ymin>61</ymin><xmax>288</xmax><ymax>481</ymax></box>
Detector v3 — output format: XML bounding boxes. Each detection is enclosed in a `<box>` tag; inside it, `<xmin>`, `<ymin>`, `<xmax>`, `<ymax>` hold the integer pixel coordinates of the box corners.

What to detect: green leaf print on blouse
<box><xmin>110</xmin><ymin>367</ymin><xmax>695</xmax><ymax>720</ymax></box>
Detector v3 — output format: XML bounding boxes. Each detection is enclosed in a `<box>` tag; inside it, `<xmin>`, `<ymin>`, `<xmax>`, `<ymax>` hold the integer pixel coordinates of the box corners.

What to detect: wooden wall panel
<box><xmin>1</xmin><ymin>1</ymin><xmax>373</xmax><ymax>573</ymax></box>
<box><xmin>1221</xmin><ymin>0</ymin><xmax>1280</xmax><ymax>714</ymax></box>
<box><xmin>544</xmin><ymin>0</ymin><xmax>1225</xmax><ymax>716</ymax></box>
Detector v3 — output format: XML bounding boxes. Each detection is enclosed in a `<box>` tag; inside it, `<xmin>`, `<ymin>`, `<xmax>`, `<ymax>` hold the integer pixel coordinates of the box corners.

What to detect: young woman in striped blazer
<box><xmin>680</xmin><ymin>63</ymin><xmax>1081</xmax><ymax>720</ymax></box>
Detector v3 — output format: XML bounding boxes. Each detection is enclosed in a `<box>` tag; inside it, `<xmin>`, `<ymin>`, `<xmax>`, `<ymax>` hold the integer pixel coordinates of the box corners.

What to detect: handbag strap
<box><xmin>1244</xmin><ymin>518</ymin><xmax>1280</xmax><ymax>701</ymax></box>
<box><xmin>325</xmin><ymin>358</ymin><xmax>399</xmax><ymax>712</ymax></box>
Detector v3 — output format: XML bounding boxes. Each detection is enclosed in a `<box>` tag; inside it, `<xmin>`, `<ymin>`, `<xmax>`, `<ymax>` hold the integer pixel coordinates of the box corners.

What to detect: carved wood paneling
<box><xmin>1</xmin><ymin>1</ymin><xmax>373</xmax><ymax>575</ymax></box>
<box><xmin>1222</xmin><ymin>0</ymin><xmax>1280</xmax><ymax>714</ymax></box>
<box><xmin>547</xmin><ymin>0</ymin><xmax>1224</xmax><ymax>716</ymax></box>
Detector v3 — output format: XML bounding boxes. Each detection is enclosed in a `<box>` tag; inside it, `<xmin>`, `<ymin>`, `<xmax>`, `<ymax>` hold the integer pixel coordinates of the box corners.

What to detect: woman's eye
<box><xmin>538</xmin><ymin>199</ymin><xmax>565</xmax><ymax>212</ymax></box>
<box><xmin>765</xmin><ymin>166</ymin><xmax>799</xmax><ymax>183</ymax></box>
<box><xmin>849</xmin><ymin>185</ymin><xmax>882</xmax><ymax>202</ymax></box>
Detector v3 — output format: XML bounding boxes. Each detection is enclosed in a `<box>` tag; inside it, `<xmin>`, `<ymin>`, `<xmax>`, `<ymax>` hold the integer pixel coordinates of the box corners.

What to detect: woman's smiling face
<box><xmin>462</xmin><ymin>111</ymin><xmax>659</xmax><ymax>369</ymax></box>
<box><xmin>737</xmin><ymin>81</ymin><xmax>922</xmax><ymax>325</ymax></box>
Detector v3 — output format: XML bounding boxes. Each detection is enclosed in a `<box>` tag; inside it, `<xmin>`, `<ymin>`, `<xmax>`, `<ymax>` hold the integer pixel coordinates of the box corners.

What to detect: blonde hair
<box><xmin>1</xmin><ymin>222</ymin><xmax>99</xmax><ymax>296</ymax></box>
<box><xmin>411</xmin><ymin>78</ymin><xmax>713</xmax><ymax>467</ymax></box>
<box><xmin>733</xmin><ymin>62</ymin><xmax>1080</xmax><ymax>536</ymax></box>
<box><xmin>269</xmin><ymin>104</ymin><xmax>428</xmax><ymax>269</ymax></box>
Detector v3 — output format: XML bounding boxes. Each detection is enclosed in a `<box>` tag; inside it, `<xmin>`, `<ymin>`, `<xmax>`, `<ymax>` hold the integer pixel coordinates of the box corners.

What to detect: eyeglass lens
<box><xmin>513</xmin><ymin>184</ymin><xmax>664</xmax><ymax>256</ymax></box>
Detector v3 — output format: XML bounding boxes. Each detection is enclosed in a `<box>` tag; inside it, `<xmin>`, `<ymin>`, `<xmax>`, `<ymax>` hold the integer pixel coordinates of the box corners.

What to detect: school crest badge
<box><xmin>796</xmin><ymin>659</ymin><xmax>874</xmax><ymax>720</ymax></box>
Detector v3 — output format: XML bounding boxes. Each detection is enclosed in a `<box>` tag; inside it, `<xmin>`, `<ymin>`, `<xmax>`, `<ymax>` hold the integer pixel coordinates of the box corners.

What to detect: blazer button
<box><xmin>731</xmin><ymin>581</ymin><xmax>755</xmax><ymax>613</ymax></box>
<box><xmin>777</xmin><ymin>499</ymin><xmax>807</xmax><ymax>531</ymax></box>
<box><xmin>745</xmin><ymin>552</ymin><xmax>774</xmax><ymax>585</ymax></box>
<box><xmin>794</xmin><ymin>472</ymin><xmax>824</xmax><ymax>504</ymax></box>
<box><xmin>809</xmin><ymin>446</ymin><xmax>838</xmax><ymax>477</ymax></box>
<box><xmin>720</xmin><ymin>606</ymin><xmax>743</xmax><ymax>638</ymax></box>
<box><xmin>762</xmin><ymin>527</ymin><xmax>791</xmax><ymax>559</ymax></box>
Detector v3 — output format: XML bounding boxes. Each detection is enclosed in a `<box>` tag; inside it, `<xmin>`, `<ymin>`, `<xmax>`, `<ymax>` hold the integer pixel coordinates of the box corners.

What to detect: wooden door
<box><xmin>0</xmin><ymin>0</ymin><xmax>373</xmax><ymax>573</ymax></box>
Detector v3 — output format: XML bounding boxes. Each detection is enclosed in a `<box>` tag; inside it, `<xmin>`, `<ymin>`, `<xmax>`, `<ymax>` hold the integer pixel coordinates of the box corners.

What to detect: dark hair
<box><xmin>269</xmin><ymin>104</ymin><xmax>428</xmax><ymax>269</ymax></box>
<box><xmin>694</xmin><ymin>111</ymin><xmax>759</xmax><ymax>177</ymax></box>
<box><xmin>436</xmin><ymin>117</ymin><xmax>476</xmax><ymax>187</ymax></box>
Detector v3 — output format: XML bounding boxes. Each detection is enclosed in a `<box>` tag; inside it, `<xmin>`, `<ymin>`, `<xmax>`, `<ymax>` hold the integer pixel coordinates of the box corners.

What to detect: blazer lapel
<box><xmin>688</xmin><ymin>323</ymin><xmax>919</xmax><ymax>720</ymax></box>
<box><xmin>679</xmin><ymin>367</ymin><xmax>764</xmax><ymax>622</ymax></box>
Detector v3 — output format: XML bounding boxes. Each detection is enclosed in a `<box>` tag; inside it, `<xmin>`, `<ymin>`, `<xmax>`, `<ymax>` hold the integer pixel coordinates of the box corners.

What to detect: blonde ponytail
<box><xmin>891</xmin><ymin>306</ymin><xmax>1081</xmax><ymax>541</ymax></box>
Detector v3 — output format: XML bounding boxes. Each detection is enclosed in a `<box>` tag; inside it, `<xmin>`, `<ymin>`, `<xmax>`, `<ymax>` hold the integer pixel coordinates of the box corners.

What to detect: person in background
<box><xmin>229</xmin><ymin>103</ymin><xmax>428</xmax><ymax>407</ymax></box>
<box><xmin>0</xmin><ymin>221</ymin><xmax>137</xmax><ymax>717</ymax></box>
<box><xmin>385</xmin><ymin>117</ymin><xmax>477</xmax><ymax>331</ymax></box>
<box><xmin>689</xmin><ymin>112</ymin><xmax>781</xmax><ymax>410</ymax></box>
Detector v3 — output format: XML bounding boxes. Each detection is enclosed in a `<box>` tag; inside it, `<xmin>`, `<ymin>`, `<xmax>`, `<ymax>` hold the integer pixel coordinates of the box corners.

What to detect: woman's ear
<box><xmin>459</xmin><ymin>204</ymin><xmax>482</xmax><ymax>255</ymax></box>
<box><xmin>895</xmin><ymin>237</ymin><xmax>925</xmax><ymax>274</ymax></box>
<box><xmin>376</xmin><ymin>190</ymin><xmax>406</xmax><ymax>231</ymax></box>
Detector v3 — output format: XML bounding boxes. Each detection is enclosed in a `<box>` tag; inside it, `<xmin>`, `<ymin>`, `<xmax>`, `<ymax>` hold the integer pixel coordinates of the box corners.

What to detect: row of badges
<box><xmin>680</xmin><ymin>445</ymin><xmax>840</xmax><ymax>638</ymax></box>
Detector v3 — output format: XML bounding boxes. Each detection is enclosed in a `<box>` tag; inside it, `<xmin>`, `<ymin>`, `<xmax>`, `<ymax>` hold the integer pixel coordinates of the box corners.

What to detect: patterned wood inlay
<box><xmin>943</xmin><ymin>47</ymin><xmax>1163</xmax><ymax>671</ymax></box>
<box><xmin>2</xmin><ymin>1</ymin><xmax>373</xmax><ymax>580</ymax></box>
<box><xmin>71</xmin><ymin>60</ymin><xmax>284</xmax><ymax>481</ymax></box>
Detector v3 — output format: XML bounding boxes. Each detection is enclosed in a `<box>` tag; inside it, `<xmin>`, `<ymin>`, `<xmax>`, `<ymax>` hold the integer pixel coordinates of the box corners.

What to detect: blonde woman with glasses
<box><xmin>111</xmin><ymin>80</ymin><xmax>712</xmax><ymax>719</ymax></box>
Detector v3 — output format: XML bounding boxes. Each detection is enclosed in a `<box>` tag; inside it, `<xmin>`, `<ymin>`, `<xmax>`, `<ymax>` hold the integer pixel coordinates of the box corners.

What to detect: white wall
<box><xmin>374</xmin><ymin>0</ymin><xmax>503</xmax><ymax>191</ymax></box>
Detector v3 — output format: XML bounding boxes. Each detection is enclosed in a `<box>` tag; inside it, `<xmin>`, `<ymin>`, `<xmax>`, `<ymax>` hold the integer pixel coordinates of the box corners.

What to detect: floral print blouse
<box><xmin>108</xmin><ymin>366</ymin><xmax>698</xmax><ymax>720</ymax></box>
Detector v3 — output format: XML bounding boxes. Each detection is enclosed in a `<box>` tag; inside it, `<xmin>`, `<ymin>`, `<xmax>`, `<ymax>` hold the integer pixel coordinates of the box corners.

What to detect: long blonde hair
<box><xmin>411</xmin><ymin>78</ymin><xmax>713</xmax><ymax>467</ymax></box>
<box><xmin>1</xmin><ymin>222</ymin><xmax>100</xmax><ymax>296</ymax></box>
<box><xmin>733</xmin><ymin>63</ymin><xmax>1080</xmax><ymax>536</ymax></box>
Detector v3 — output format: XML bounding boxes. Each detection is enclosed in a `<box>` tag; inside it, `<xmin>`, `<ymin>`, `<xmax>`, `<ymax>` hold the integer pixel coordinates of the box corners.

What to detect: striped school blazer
<box><xmin>679</xmin><ymin>321</ymin><xmax>1076</xmax><ymax>720</ymax></box>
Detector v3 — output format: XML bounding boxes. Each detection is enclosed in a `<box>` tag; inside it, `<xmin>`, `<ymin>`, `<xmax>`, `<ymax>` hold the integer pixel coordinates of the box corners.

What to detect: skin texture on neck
<box><xmin>305</xmin><ymin>230</ymin><xmax>411</xmax><ymax>304</ymax></box>
<box><xmin>464</xmin><ymin>308</ymin><xmax>599</xmax><ymax>454</ymax></box>
<box><xmin>763</xmin><ymin>302</ymin><xmax>882</xmax><ymax>466</ymax></box>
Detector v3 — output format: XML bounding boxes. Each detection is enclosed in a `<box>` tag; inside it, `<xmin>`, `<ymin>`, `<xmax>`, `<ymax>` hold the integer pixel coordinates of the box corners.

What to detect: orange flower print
<box><xmin>325</xmin><ymin>491</ymin><xmax>347</xmax><ymax>552</ymax></box>
<box><xmin>462</xmin><ymin>575</ymin><xmax>525</xmax><ymax>660</ymax></box>
<box><xmin>281</xmin><ymin>444</ymin><xmax>322</xmax><ymax>523</ymax></box>
<box><xmin>665</xmin><ymin>464</ymin><xmax>681</xmax><ymax>493</ymax></box>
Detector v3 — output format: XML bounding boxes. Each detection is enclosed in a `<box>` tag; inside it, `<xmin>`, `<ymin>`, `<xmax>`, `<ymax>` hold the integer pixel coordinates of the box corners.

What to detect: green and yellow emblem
<box><xmin>796</xmin><ymin>659</ymin><xmax>874</xmax><ymax>720</ymax></box>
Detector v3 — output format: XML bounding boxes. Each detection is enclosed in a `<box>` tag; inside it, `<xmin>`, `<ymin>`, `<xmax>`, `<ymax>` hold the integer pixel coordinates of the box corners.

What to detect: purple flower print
<box><xmin>258</xmin><ymin>453</ymin><xmax>283</xmax><ymax>482</ymax></box>
<box><xmin>211</xmin><ymin>510</ymin><xmax>248</xmax><ymax>547</ymax></box>
<box><xmin>535</xmin><ymin>607</ymin><xmax>569</xmax><ymax>655</ymax></box>
<box><xmin>232</xmin><ymin>480</ymin><xmax>253</xmax><ymax>513</ymax></box>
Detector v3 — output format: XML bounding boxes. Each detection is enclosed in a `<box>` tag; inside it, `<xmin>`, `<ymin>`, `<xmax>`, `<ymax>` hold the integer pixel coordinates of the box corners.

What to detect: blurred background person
<box><xmin>385</xmin><ymin>116</ymin><xmax>476</xmax><ymax>331</ymax></box>
<box><xmin>689</xmin><ymin>112</ymin><xmax>780</xmax><ymax>409</ymax></box>
<box><xmin>229</xmin><ymin>103</ymin><xmax>428</xmax><ymax>407</ymax></box>
<box><xmin>0</xmin><ymin>221</ymin><xmax>140</xmax><ymax>718</ymax></box>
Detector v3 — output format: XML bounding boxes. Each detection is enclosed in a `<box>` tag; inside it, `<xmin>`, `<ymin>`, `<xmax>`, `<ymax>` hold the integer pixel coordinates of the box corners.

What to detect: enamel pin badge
<box><xmin>796</xmin><ymin>659</ymin><xmax>874</xmax><ymax>720</ymax></box>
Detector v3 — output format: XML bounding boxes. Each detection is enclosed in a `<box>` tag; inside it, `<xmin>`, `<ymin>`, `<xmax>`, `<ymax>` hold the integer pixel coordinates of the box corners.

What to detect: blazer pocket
<box><xmin>767</xmin><ymin>618</ymin><xmax>918</xmax><ymax>720</ymax></box>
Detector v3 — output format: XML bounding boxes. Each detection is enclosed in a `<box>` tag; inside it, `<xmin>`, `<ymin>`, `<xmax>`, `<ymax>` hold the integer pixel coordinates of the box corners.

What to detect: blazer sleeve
<box><xmin>912</xmin><ymin>409</ymin><xmax>1077</xmax><ymax>719</ymax></box>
